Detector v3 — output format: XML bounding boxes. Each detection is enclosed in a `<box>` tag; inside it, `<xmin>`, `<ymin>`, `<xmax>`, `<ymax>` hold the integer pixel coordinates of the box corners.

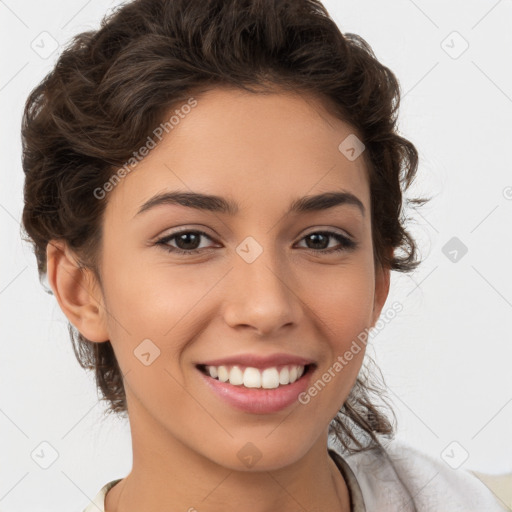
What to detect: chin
<box><xmin>203</xmin><ymin>437</ymin><xmax>313</xmax><ymax>473</ymax></box>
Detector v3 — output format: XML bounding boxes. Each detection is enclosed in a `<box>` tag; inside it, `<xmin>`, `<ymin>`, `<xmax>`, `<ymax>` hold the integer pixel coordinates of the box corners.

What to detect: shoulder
<box><xmin>380</xmin><ymin>438</ymin><xmax>506</xmax><ymax>511</ymax></box>
<box><xmin>82</xmin><ymin>479</ymin><xmax>122</xmax><ymax>512</ymax></box>
<box><xmin>329</xmin><ymin>435</ymin><xmax>507</xmax><ymax>512</ymax></box>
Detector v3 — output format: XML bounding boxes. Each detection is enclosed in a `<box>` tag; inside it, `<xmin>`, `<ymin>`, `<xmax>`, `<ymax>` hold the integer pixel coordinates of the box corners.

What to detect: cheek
<box><xmin>102</xmin><ymin>240</ymin><xmax>198</xmax><ymax>332</ymax></box>
<box><xmin>99</xmin><ymin>255</ymin><xmax>194</xmax><ymax>412</ymax></box>
<box><xmin>303</xmin><ymin>260</ymin><xmax>375</xmax><ymax>403</ymax></box>
<box><xmin>100</xmin><ymin>245</ymin><xmax>232</xmax><ymax>385</ymax></box>
<box><xmin>99</xmin><ymin>249</ymin><xmax>181</xmax><ymax>368</ymax></box>
<box><xmin>305</xmin><ymin>259</ymin><xmax>375</xmax><ymax>339</ymax></box>
<box><xmin>299</xmin><ymin>268</ymin><xmax>374</xmax><ymax>406</ymax></box>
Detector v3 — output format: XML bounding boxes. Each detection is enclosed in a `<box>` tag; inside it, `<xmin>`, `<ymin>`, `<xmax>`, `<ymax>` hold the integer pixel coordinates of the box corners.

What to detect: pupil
<box><xmin>308</xmin><ymin>233</ymin><xmax>327</xmax><ymax>249</ymax></box>
<box><xmin>177</xmin><ymin>233</ymin><xmax>200</xmax><ymax>250</ymax></box>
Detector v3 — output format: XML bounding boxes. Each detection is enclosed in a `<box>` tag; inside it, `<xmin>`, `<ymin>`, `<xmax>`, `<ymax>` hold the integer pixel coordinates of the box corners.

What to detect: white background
<box><xmin>1</xmin><ymin>0</ymin><xmax>511</xmax><ymax>511</ymax></box>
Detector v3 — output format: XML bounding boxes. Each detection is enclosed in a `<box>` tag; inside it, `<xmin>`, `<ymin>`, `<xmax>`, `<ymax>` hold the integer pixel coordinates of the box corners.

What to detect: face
<box><xmin>61</xmin><ymin>87</ymin><xmax>389</xmax><ymax>471</ymax></box>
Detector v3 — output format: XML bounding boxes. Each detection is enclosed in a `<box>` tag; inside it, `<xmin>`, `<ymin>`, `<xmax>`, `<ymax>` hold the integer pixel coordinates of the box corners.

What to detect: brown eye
<box><xmin>156</xmin><ymin>230</ymin><xmax>216</xmax><ymax>255</ymax></box>
<box><xmin>155</xmin><ymin>229</ymin><xmax>357</xmax><ymax>257</ymax></box>
<box><xmin>297</xmin><ymin>231</ymin><xmax>357</xmax><ymax>254</ymax></box>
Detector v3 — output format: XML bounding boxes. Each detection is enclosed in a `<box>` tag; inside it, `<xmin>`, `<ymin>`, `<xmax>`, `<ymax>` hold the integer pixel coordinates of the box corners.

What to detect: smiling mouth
<box><xmin>196</xmin><ymin>363</ymin><xmax>315</xmax><ymax>389</ymax></box>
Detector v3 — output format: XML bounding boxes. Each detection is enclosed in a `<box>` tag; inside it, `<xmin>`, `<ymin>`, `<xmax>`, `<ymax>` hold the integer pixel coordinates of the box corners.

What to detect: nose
<box><xmin>221</xmin><ymin>245</ymin><xmax>303</xmax><ymax>337</ymax></box>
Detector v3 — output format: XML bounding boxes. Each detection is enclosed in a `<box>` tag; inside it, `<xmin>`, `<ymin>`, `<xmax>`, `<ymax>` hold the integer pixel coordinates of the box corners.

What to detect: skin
<box><xmin>47</xmin><ymin>86</ymin><xmax>390</xmax><ymax>512</ymax></box>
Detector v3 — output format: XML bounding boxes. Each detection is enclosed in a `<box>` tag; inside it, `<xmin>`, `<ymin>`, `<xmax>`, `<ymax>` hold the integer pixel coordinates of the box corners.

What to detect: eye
<box><xmin>154</xmin><ymin>229</ymin><xmax>358</xmax><ymax>256</ymax></box>
<box><xmin>296</xmin><ymin>231</ymin><xmax>357</xmax><ymax>254</ymax></box>
<box><xmin>155</xmin><ymin>230</ymin><xmax>217</xmax><ymax>255</ymax></box>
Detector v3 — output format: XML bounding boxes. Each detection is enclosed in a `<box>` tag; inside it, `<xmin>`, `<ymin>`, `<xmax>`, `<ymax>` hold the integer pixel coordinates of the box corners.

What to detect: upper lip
<box><xmin>197</xmin><ymin>353</ymin><xmax>315</xmax><ymax>369</ymax></box>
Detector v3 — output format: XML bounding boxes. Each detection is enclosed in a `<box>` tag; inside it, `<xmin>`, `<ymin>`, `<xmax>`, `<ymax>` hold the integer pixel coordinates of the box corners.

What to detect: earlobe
<box><xmin>46</xmin><ymin>240</ymin><xmax>109</xmax><ymax>343</ymax></box>
<box><xmin>371</xmin><ymin>258</ymin><xmax>391</xmax><ymax>327</ymax></box>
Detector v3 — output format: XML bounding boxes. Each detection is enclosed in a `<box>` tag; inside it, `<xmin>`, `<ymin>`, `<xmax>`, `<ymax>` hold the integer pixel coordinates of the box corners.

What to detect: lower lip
<box><xmin>197</xmin><ymin>366</ymin><xmax>314</xmax><ymax>414</ymax></box>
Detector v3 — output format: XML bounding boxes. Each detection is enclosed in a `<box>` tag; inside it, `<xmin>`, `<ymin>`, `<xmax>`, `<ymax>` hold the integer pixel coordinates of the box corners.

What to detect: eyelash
<box><xmin>155</xmin><ymin>229</ymin><xmax>357</xmax><ymax>256</ymax></box>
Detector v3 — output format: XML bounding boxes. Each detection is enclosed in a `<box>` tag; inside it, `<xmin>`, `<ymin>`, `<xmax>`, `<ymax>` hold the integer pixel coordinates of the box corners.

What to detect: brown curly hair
<box><xmin>21</xmin><ymin>0</ymin><xmax>426</xmax><ymax>454</ymax></box>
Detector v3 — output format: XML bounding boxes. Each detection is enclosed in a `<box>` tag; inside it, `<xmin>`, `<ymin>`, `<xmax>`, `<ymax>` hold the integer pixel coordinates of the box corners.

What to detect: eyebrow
<box><xmin>134</xmin><ymin>190</ymin><xmax>365</xmax><ymax>218</ymax></box>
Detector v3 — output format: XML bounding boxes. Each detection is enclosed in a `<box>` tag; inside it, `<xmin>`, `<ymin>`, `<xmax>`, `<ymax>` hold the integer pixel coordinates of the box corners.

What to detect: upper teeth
<box><xmin>206</xmin><ymin>365</ymin><xmax>305</xmax><ymax>389</ymax></box>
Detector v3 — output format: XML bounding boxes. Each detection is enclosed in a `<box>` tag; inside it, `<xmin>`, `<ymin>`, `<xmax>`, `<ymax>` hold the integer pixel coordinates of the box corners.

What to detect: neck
<box><xmin>105</xmin><ymin>398</ymin><xmax>351</xmax><ymax>512</ymax></box>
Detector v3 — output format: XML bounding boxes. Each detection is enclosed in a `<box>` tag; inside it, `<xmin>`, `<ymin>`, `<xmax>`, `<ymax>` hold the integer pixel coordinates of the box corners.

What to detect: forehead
<box><xmin>104</xmin><ymin>87</ymin><xmax>370</xmax><ymax>221</ymax></box>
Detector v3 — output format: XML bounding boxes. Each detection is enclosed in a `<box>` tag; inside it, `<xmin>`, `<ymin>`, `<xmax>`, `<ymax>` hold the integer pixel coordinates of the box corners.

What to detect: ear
<box><xmin>46</xmin><ymin>239</ymin><xmax>109</xmax><ymax>343</ymax></box>
<box><xmin>370</xmin><ymin>249</ymin><xmax>392</xmax><ymax>327</ymax></box>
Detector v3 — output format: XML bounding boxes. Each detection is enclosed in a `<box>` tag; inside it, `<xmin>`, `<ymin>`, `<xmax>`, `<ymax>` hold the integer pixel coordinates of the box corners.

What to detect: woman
<box><xmin>20</xmin><ymin>0</ymin><xmax>506</xmax><ymax>510</ymax></box>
